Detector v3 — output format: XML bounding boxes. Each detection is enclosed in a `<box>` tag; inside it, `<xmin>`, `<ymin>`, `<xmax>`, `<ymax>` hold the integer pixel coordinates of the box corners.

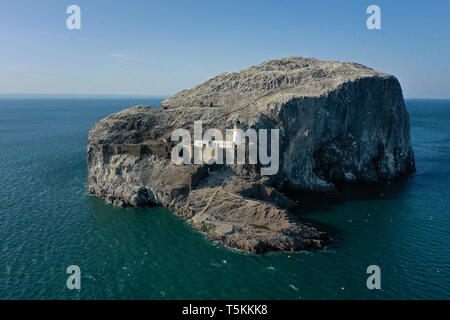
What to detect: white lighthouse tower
<box><xmin>232</xmin><ymin>120</ymin><xmax>243</xmax><ymax>146</ymax></box>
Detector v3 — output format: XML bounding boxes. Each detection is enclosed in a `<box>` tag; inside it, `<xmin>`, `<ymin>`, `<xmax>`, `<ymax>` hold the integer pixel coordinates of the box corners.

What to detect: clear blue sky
<box><xmin>0</xmin><ymin>0</ymin><xmax>449</xmax><ymax>98</ymax></box>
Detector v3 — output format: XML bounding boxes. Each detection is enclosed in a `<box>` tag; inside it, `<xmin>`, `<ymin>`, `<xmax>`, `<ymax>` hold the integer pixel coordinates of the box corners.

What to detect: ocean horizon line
<box><xmin>0</xmin><ymin>93</ymin><xmax>170</xmax><ymax>99</ymax></box>
<box><xmin>0</xmin><ymin>94</ymin><xmax>449</xmax><ymax>101</ymax></box>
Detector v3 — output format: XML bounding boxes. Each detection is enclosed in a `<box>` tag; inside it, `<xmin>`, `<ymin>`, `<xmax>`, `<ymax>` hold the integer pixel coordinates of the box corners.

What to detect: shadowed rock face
<box><xmin>87</xmin><ymin>57</ymin><xmax>415</xmax><ymax>253</ymax></box>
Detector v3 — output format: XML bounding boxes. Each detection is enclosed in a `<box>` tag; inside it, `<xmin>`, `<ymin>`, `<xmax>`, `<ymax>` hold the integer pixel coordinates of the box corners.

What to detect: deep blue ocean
<box><xmin>0</xmin><ymin>98</ymin><xmax>448</xmax><ymax>299</ymax></box>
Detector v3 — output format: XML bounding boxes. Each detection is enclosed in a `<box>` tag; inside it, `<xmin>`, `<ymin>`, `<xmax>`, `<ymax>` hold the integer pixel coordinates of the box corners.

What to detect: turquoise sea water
<box><xmin>0</xmin><ymin>98</ymin><xmax>448</xmax><ymax>299</ymax></box>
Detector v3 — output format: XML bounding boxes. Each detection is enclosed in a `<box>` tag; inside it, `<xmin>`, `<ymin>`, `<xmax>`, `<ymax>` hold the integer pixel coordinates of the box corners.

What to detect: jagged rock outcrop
<box><xmin>87</xmin><ymin>57</ymin><xmax>415</xmax><ymax>253</ymax></box>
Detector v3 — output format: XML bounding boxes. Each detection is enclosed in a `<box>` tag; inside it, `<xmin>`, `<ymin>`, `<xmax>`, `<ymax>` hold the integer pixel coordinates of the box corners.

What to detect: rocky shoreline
<box><xmin>87</xmin><ymin>57</ymin><xmax>415</xmax><ymax>253</ymax></box>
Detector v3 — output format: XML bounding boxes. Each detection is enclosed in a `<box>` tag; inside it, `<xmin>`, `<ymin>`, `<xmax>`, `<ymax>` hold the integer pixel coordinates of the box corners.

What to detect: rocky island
<box><xmin>87</xmin><ymin>57</ymin><xmax>415</xmax><ymax>253</ymax></box>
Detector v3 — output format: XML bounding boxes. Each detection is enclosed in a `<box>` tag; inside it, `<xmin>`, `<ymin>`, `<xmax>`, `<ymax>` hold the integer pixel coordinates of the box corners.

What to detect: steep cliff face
<box><xmin>160</xmin><ymin>57</ymin><xmax>415</xmax><ymax>190</ymax></box>
<box><xmin>87</xmin><ymin>57</ymin><xmax>415</xmax><ymax>253</ymax></box>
